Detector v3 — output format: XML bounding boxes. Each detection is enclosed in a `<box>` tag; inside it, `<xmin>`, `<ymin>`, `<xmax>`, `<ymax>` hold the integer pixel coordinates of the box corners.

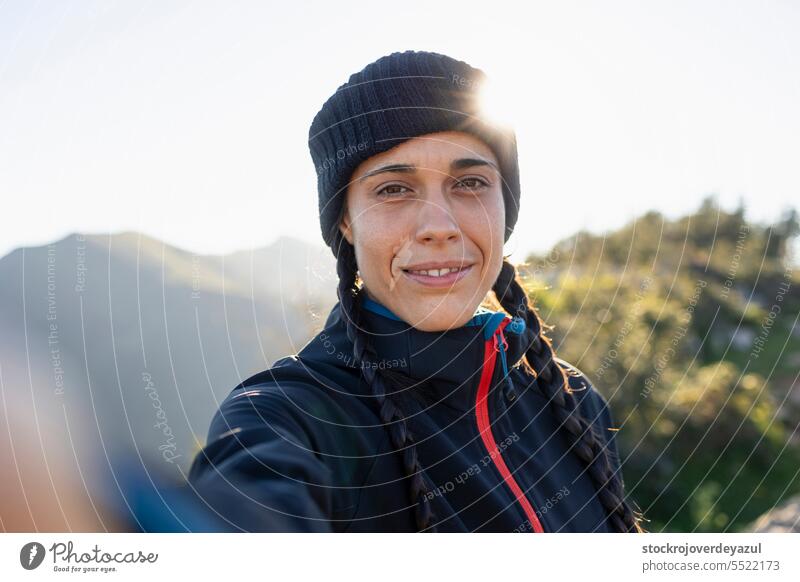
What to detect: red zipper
<box><xmin>475</xmin><ymin>318</ymin><xmax>544</xmax><ymax>533</ymax></box>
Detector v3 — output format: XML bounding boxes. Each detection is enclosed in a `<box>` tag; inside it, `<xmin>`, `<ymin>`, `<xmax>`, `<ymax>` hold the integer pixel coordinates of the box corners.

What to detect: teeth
<box><xmin>408</xmin><ymin>267</ymin><xmax>465</xmax><ymax>277</ymax></box>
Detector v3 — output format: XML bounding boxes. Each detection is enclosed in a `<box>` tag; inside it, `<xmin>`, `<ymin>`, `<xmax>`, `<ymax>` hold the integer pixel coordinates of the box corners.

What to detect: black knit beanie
<box><xmin>308</xmin><ymin>50</ymin><xmax>521</xmax><ymax>258</ymax></box>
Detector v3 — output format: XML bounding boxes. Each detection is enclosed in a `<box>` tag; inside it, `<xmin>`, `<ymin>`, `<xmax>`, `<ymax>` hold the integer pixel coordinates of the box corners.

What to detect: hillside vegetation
<box><xmin>519</xmin><ymin>197</ymin><xmax>800</xmax><ymax>532</ymax></box>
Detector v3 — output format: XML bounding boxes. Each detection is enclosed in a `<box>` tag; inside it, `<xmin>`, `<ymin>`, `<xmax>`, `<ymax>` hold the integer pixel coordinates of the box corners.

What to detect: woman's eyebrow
<box><xmin>359</xmin><ymin>158</ymin><xmax>498</xmax><ymax>180</ymax></box>
<box><xmin>450</xmin><ymin>158</ymin><xmax>499</xmax><ymax>172</ymax></box>
<box><xmin>359</xmin><ymin>163</ymin><xmax>416</xmax><ymax>180</ymax></box>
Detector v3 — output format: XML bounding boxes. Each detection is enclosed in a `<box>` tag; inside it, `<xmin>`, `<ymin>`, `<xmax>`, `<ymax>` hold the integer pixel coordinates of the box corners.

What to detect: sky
<box><xmin>1</xmin><ymin>0</ymin><xmax>798</xmax><ymax>263</ymax></box>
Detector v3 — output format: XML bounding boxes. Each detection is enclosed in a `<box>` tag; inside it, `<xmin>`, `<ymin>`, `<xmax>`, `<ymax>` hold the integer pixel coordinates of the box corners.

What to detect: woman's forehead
<box><xmin>357</xmin><ymin>131</ymin><xmax>498</xmax><ymax>175</ymax></box>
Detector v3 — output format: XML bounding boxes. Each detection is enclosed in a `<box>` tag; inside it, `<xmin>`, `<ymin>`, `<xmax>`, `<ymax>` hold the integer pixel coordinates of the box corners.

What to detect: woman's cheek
<box><xmin>354</xmin><ymin>229</ymin><xmax>399</xmax><ymax>293</ymax></box>
<box><xmin>487</xmin><ymin>203</ymin><xmax>507</xmax><ymax>259</ymax></box>
<box><xmin>389</xmin><ymin>236</ymin><xmax>414</xmax><ymax>292</ymax></box>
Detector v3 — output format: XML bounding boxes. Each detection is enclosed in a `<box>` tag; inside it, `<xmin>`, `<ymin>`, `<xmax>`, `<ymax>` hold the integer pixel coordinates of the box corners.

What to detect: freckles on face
<box><xmin>342</xmin><ymin>131</ymin><xmax>506</xmax><ymax>329</ymax></box>
<box><xmin>348</xmin><ymin>208</ymin><xmax>407</xmax><ymax>297</ymax></box>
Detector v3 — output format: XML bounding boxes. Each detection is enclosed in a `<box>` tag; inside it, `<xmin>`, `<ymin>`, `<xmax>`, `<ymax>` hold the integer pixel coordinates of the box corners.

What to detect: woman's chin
<box><xmin>403</xmin><ymin>299</ymin><xmax>481</xmax><ymax>332</ymax></box>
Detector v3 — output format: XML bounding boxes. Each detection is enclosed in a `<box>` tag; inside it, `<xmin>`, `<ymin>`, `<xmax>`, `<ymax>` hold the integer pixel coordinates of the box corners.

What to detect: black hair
<box><xmin>492</xmin><ymin>259</ymin><xmax>644</xmax><ymax>532</ymax></box>
<box><xmin>334</xmin><ymin>236</ymin><xmax>437</xmax><ymax>530</ymax></box>
<box><xmin>333</xmin><ymin>232</ymin><xmax>643</xmax><ymax>532</ymax></box>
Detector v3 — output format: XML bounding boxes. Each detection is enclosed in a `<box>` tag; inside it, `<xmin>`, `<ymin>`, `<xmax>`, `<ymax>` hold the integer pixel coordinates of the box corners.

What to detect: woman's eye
<box><xmin>455</xmin><ymin>177</ymin><xmax>489</xmax><ymax>191</ymax></box>
<box><xmin>376</xmin><ymin>184</ymin><xmax>410</xmax><ymax>198</ymax></box>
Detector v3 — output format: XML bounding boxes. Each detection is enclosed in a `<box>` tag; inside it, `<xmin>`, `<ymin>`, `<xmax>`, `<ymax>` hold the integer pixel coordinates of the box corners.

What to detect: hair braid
<box><xmin>334</xmin><ymin>237</ymin><xmax>438</xmax><ymax>532</ymax></box>
<box><xmin>492</xmin><ymin>259</ymin><xmax>644</xmax><ymax>532</ymax></box>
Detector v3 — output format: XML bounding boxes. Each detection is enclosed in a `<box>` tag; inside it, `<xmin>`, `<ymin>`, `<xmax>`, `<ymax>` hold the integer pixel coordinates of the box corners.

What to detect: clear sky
<box><xmin>1</xmin><ymin>0</ymin><xmax>798</xmax><ymax>262</ymax></box>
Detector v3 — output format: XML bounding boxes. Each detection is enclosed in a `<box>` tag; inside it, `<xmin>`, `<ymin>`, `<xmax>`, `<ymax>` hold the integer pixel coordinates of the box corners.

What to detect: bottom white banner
<box><xmin>1</xmin><ymin>533</ymin><xmax>798</xmax><ymax>581</ymax></box>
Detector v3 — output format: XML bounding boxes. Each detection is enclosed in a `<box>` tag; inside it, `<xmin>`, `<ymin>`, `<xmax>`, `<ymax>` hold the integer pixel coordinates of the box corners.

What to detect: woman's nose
<box><xmin>414</xmin><ymin>196</ymin><xmax>460</xmax><ymax>244</ymax></box>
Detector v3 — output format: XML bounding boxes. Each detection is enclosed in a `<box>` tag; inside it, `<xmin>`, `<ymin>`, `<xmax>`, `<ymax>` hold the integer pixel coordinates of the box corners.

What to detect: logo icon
<box><xmin>20</xmin><ymin>542</ymin><xmax>46</xmax><ymax>570</ymax></box>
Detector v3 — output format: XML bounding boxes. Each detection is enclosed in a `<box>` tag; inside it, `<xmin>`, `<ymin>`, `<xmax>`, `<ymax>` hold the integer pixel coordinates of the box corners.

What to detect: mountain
<box><xmin>0</xmin><ymin>231</ymin><xmax>338</xmax><ymax>528</ymax></box>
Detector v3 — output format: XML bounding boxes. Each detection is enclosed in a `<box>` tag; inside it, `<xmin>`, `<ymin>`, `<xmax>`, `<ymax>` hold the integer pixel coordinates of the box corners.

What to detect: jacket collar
<box><xmin>315</xmin><ymin>294</ymin><xmax>535</xmax><ymax>411</ymax></box>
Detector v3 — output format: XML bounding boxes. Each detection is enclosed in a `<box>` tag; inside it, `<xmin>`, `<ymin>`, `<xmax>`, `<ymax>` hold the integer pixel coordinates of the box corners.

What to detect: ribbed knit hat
<box><xmin>308</xmin><ymin>50</ymin><xmax>521</xmax><ymax>258</ymax></box>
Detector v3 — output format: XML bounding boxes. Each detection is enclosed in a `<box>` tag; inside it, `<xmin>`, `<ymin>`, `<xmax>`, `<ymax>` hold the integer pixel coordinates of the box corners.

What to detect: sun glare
<box><xmin>477</xmin><ymin>73</ymin><xmax>521</xmax><ymax>131</ymax></box>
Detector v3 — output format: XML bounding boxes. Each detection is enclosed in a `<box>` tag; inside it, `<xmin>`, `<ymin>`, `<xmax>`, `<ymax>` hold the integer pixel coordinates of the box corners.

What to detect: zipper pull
<box><xmin>496</xmin><ymin>324</ymin><xmax>517</xmax><ymax>402</ymax></box>
<box><xmin>496</xmin><ymin>326</ymin><xmax>509</xmax><ymax>352</ymax></box>
<box><xmin>504</xmin><ymin>378</ymin><xmax>518</xmax><ymax>401</ymax></box>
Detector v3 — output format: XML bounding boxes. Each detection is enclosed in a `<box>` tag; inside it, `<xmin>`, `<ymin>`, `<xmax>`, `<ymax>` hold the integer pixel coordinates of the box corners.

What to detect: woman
<box><xmin>188</xmin><ymin>50</ymin><xmax>644</xmax><ymax>533</ymax></box>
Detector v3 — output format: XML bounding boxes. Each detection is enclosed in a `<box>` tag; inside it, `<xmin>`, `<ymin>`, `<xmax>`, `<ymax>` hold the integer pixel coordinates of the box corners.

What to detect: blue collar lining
<box><xmin>361</xmin><ymin>295</ymin><xmax>523</xmax><ymax>340</ymax></box>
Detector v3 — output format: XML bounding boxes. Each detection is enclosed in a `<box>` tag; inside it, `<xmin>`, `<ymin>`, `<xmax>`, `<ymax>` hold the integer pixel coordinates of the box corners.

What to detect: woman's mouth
<box><xmin>401</xmin><ymin>265</ymin><xmax>473</xmax><ymax>288</ymax></box>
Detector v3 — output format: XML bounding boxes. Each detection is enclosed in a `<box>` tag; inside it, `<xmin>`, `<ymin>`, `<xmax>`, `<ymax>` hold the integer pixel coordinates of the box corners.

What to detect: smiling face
<box><xmin>338</xmin><ymin>131</ymin><xmax>506</xmax><ymax>331</ymax></box>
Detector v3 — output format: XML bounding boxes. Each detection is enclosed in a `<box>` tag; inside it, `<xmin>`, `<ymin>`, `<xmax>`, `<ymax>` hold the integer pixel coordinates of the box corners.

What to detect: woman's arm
<box><xmin>187</xmin><ymin>384</ymin><xmax>342</xmax><ymax>532</ymax></box>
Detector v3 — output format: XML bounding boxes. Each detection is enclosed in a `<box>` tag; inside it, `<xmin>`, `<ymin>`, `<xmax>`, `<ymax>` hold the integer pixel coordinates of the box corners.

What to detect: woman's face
<box><xmin>339</xmin><ymin>130</ymin><xmax>506</xmax><ymax>331</ymax></box>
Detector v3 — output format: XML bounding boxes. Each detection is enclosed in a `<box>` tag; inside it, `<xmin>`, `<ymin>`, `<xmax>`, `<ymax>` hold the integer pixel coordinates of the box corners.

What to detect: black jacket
<box><xmin>187</xmin><ymin>295</ymin><xmax>624</xmax><ymax>532</ymax></box>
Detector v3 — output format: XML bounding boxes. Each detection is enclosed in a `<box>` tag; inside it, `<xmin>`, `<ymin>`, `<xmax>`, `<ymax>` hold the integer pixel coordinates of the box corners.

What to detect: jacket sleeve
<box><xmin>187</xmin><ymin>383</ymin><xmax>339</xmax><ymax>532</ymax></box>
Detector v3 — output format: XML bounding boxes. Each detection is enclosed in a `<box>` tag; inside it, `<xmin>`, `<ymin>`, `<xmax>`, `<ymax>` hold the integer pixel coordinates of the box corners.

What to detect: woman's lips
<box><xmin>401</xmin><ymin>265</ymin><xmax>473</xmax><ymax>288</ymax></box>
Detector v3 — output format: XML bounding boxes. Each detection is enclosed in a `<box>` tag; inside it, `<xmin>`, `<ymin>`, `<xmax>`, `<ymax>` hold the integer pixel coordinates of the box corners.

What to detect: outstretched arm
<box><xmin>187</xmin><ymin>385</ymin><xmax>340</xmax><ymax>532</ymax></box>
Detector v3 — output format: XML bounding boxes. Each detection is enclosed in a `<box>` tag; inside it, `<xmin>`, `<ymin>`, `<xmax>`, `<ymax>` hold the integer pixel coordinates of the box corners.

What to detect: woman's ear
<box><xmin>339</xmin><ymin>206</ymin><xmax>354</xmax><ymax>245</ymax></box>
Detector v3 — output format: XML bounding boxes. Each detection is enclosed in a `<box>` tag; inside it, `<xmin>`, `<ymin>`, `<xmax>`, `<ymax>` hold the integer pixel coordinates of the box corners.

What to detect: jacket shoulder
<box><xmin>203</xmin><ymin>349</ymin><xmax>367</xmax><ymax>448</ymax></box>
<box><xmin>554</xmin><ymin>357</ymin><xmax>623</xmax><ymax>470</ymax></box>
<box><xmin>554</xmin><ymin>357</ymin><xmax>616</xmax><ymax>429</ymax></box>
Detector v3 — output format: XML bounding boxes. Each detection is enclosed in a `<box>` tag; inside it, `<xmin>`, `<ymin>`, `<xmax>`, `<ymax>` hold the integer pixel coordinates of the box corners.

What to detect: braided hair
<box><xmin>491</xmin><ymin>259</ymin><xmax>645</xmax><ymax>532</ymax></box>
<box><xmin>334</xmin><ymin>235</ymin><xmax>439</xmax><ymax>531</ymax></box>
<box><xmin>333</xmin><ymin>230</ymin><xmax>643</xmax><ymax>532</ymax></box>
